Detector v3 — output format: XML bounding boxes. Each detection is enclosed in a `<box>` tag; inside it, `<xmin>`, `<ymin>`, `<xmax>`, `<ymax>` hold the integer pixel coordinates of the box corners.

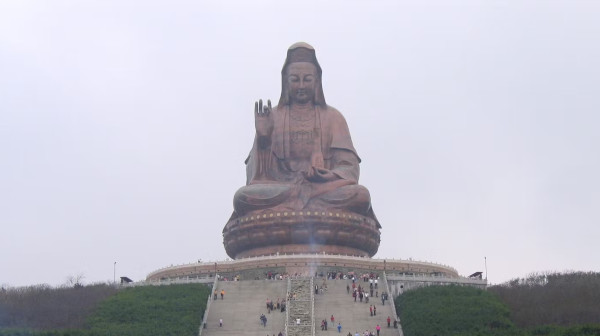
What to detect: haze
<box><xmin>1</xmin><ymin>0</ymin><xmax>598</xmax><ymax>287</ymax></box>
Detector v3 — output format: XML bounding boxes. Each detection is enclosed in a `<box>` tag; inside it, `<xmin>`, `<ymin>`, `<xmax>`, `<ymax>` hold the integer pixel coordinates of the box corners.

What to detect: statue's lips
<box><xmin>296</xmin><ymin>90</ymin><xmax>307</xmax><ymax>96</ymax></box>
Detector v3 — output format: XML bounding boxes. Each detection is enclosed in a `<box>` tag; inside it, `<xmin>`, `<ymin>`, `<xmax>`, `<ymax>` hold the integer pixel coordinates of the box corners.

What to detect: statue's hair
<box><xmin>278</xmin><ymin>42</ymin><xmax>326</xmax><ymax>107</ymax></box>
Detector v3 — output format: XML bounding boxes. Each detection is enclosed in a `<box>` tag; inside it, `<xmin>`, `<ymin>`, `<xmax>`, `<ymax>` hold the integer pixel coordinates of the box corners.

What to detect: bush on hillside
<box><xmin>489</xmin><ymin>271</ymin><xmax>600</xmax><ymax>327</ymax></box>
<box><xmin>1</xmin><ymin>283</ymin><xmax>211</xmax><ymax>336</ymax></box>
<box><xmin>0</xmin><ymin>283</ymin><xmax>117</xmax><ymax>330</ymax></box>
<box><xmin>396</xmin><ymin>285</ymin><xmax>515</xmax><ymax>336</ymax></box>
<box><xmin>86</xmin><ymin>283</ymin><xmax>211</xmax><ymax>336</ymax></box>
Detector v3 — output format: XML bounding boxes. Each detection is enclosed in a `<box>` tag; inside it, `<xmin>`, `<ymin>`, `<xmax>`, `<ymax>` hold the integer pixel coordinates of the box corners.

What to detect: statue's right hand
<box><xmin>255</xmin><ymin>99</ymin><xmax>274</xmax><ymax>138</ymax></box>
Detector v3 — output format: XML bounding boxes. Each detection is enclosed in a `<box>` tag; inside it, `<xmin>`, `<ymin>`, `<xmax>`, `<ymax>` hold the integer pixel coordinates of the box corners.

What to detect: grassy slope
<box><xmin>396</xmin><ymin>274</ymin><xmax>600</xmax><ymax>336</ymax></box>
<box><xmin>488</xmin><ymin>271</ymin><xmax>600</xmax><ymax>328</ymax></box>
<box><xmin>396</xmin><ymin>285</ymin><xmax>515</xmax><ymax>336</ymax></box>
<box><xmin>0</xmin><ymin>283</ymin><xmax>211</xmax><ymax>336</ymax></box>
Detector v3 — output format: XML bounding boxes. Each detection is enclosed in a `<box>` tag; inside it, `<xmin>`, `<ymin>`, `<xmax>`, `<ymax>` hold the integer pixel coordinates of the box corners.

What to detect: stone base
<box><xmin>146</xmin><ymin>254</ymin><xmax>461</xmax><ymax>282</ymax></box>
<box><xmin>223</xmin><ymin>209</ymin><xmax>381</xmax><ymax>259</ymax></box>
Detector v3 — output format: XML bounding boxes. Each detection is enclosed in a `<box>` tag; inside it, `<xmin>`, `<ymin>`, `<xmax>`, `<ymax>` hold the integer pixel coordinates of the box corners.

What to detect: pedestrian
<box><xmin>369</xmin><ymin>305</ymin><xmax>373</xmax><ymax>316</ymax></box>
<box><xmin>376</xmin><ymin>324</ymin><xmax>381</xmax><ymax>336</ymax></box>
<box><xmin>219</xmin><ymin>318</ymin><xmax>223</xmax><ymax>327</ymax></box>
<box><xmin>373</xmin><ymin>305</ymin><xmax>377</xmax><ymax>316</ymax></box>
<box><xmin>325</xmin><ymin>320</ymin><xmax>328</xmax><ymax>330</ymax></box>
<box><xmin>213</xmin><ymin>290</ymin><xmax>218</xmax><ymax>300</ymax></box>
<box><xmin>347</xmin><ymin>284</ymin><xmax>350</xmax><ymax>294</ymax></box>
<box><xmin>321</xmin><ymin>320</ymin><xmax>326</xmax><ymax>331</ymax></box>
<box><xmin>278</xmin><ymin>332</ymin><xmax>283</xmax><ymax>336</ymax></box>
<box><xmin>331</xmin><ymin>315</ymin><xmax>335</xmax><ymax>323</ymax></box>
<box><xmin>387</xmin><ymin>316</ymin><xmax>391</xmax><ymax>328</ymax></box>
<box><xmin>338</xmin><ymin>322</ymin><xmax>342</xmax><ymax>333</ymax></box>
<box><xmin>221</xmin><ymin>289</ymin><xmax>225</xmax><ymax>300</ymax></box>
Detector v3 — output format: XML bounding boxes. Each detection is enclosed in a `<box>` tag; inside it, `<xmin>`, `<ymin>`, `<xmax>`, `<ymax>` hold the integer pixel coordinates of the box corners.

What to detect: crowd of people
<box><xmin>265</xmin><ymin>298</ymin><xmax>287</xmax><ymax>313</ymax></box>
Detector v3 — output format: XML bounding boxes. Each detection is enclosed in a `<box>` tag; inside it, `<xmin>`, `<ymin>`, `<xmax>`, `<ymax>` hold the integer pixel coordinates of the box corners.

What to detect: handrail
<box><xmin>146</xmin><ymin>254</ymin><xmax>458</xmax><ymax>279</ymax></box>
<box><xmin>383</xmin><ymin>272</ymin><xmax>403</xmax><ymax>336</ymax></box>
<box><xmin>386</xmin><ymin>274</ymin><xmax>487</xmax><ymax>286</ymax></box>
<box><xmin>310</xmin><ymin>277</ymin><xmax>315</xmax><ymax>336</ymax></box>
<box><xmin>285</xmin><ymin>277</ymin><xmax>291</xmax><ymax>336</ymax></box>
<box><xmin>198</xmin><ymin>274</ymin><xmax>219</xmax><ymax>336</ymax></box>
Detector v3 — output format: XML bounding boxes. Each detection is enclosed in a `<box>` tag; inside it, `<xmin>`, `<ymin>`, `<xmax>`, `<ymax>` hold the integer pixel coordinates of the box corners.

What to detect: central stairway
<box><xmin>286</xmin><ymin>277</ymin><xmax>314</xmax><ymax>336</ymax></box>
<box><xmin>201</xmin><ymin>277</ymin><xmax>397</xmax><ymax>336</ymax></box>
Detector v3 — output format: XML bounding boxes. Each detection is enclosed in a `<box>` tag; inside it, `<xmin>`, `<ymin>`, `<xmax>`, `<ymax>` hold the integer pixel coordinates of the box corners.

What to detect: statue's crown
<box><xmin>287</xmin><ymin>42</ymin><xmax>317</xmax><ymax>64</ymax></box>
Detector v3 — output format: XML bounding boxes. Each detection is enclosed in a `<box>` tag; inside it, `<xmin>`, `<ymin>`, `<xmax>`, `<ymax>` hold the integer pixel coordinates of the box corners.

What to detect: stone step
<box><xmin>314</xmin><ymin>278</ymin><xmax>396</xmax><ymax>336</ymax></box>
<box><xmin>202</xmin><ymin>280</ymin><xmax>287</xmax><ymax>336</ymax></box>
<box><xmin>202</xmin><ymin>278</ymin><xmax>396</xmax><ymax>336</ymax></box>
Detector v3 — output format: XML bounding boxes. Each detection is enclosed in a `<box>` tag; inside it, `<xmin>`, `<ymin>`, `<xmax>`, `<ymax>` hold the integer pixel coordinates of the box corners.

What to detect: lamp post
<box><xmin>114</xmin><ymin>261</ymin><xmax>117</xmax><ymax>285</ymax></box>
<box><xmin>484</xmin><ymin>257</ymin><xmax>488</xmax><ymax>281</ymax></box>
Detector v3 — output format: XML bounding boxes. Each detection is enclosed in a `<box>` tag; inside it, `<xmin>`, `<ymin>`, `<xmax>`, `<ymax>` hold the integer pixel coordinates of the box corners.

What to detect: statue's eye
<box><xmin>289</xmin><ymin>76</ymin><xmax>299</xmax><ymax>82</ymax></box>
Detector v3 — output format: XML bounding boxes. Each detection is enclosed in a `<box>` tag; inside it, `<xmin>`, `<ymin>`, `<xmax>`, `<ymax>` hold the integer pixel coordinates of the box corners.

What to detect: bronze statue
<box><xmin>223</xmin><ymin>42</ymin><xmax>381</xmax><ymax>259</ymax></box>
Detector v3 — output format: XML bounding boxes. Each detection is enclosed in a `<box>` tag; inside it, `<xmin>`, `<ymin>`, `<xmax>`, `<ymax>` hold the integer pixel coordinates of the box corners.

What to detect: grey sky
<box><xmin>1</xmin><ymin>0</ymin><xmax>598</xmax><ymax>287</ymax></box>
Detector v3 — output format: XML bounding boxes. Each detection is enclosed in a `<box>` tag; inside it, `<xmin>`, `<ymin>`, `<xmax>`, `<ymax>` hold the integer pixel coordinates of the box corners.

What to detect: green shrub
<box><xmin>396</xmin><ymin>285</ymin><xmax>516</xmax><ymax>336</ymax></box>
<box><xmin>0</xmin><ymin>283</ymin><xmax>211</xmax><ymax>336</ymax></box>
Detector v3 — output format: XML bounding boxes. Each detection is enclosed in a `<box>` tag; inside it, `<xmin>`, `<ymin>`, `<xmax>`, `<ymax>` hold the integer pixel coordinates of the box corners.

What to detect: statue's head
<box><xmin>278</xmin><ymin>42</ymin><xmax>326</xmax><ymax>107</ymax></box>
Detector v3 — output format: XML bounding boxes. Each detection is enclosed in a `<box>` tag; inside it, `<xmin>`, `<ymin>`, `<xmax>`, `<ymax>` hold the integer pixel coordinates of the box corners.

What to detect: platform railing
<box><xmin>198</xmin><ymin>274</ymin><xmax>219</xmax><ymax>336</ymax></box>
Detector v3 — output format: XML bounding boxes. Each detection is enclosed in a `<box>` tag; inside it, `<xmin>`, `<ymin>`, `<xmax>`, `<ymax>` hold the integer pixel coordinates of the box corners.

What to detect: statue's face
<box><xmin>286</xmin><ymin>62</ymin><xmax>317</xmax><ymax>104</ymax></box>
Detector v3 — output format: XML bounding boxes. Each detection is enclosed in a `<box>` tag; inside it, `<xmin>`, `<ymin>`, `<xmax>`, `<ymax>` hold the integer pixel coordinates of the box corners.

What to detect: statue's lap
<box><xmin>233</xmin><ymin>183</ymin><xmax>371</xmax><ymax>216</ymax></box>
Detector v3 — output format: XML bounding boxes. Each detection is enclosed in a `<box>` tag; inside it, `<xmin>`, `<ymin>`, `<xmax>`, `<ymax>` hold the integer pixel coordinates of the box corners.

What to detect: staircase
<box><xmin>200</xmin><ymin>277</ymin><xmax>397</xmax><ymax>336</ymax></box>
<box><xmin>202</xmin><ymin>280</ymin><xmax>287</xmax><ymax>336</ymax></box>
<box><xmin>313</xmin><ymin>278</ymin><xmax>397</xmax><ymax>336</ymax></box>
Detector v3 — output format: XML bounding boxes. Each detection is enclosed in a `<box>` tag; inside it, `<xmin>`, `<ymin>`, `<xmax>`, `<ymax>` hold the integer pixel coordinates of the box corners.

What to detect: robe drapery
<box><xmin>245</xmin><ymin>104</ymin><xmax>360</xmax><ymax>184</ymax></box>
<box><xmin>236</xmin><ymin>104</ymin><xmax>380</xmax><ymax>228</ymax></box>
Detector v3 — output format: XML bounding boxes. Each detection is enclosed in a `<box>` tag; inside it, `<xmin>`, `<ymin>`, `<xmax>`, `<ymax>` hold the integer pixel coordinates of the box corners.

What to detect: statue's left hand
<box><xmin>305</xmin><ymin>167</ymin><xmax>337</xmax><ymax>182</ymax></box>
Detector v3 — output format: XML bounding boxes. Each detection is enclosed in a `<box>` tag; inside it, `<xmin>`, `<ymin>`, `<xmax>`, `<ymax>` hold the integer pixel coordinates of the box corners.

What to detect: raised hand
<box><xmin>255</xmin><ymin>99</ymin><xmax>274</xmax><ymax>139</ymax></box>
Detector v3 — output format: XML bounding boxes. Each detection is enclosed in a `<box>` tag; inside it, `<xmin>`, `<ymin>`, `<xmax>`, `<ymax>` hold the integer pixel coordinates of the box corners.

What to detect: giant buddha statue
<box><xmin>223</xmin><ymin>42</ymin><xmax>381</xmax><ymax>259</ymax></box>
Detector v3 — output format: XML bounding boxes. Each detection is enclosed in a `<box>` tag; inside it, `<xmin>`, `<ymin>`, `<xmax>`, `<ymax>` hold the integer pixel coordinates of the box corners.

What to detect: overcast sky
<box><xmin>1</xmin><ymin>0</ymin><xmax>599</xmax><ymax>288</ymax></box>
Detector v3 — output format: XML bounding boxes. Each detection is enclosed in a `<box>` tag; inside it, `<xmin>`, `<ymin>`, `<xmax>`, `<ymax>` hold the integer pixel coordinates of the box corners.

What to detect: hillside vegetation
<box><xmin>489</xmin><ymin>271</ymin><xmax>600</xmax><ymax>327</ymax></box>
<box><xmin>0</xmin><ymin>283</ymin><xmax>211</xmax><ymax>336</ymax></box>
<box><xmin>396</xmin><ymin>271</ymin><xmax>600</xmax><ymax>336</ymax></box>
<box><xmin>0</xmin><ymin>284</ymin><xmax>118</xmax><ymax>330</ymax></box>
<box><xmin>396</xmin><ymin>285</ymin><xmax>515</xmax><ymax>336</ymax></box>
